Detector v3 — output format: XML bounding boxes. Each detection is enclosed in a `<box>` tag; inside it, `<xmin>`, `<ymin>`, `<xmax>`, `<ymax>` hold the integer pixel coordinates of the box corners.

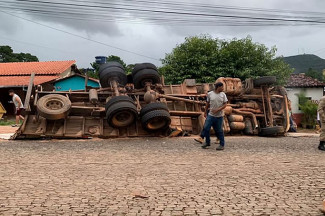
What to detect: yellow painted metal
<box><xmin>0</xmin><ymin>102</ymin><xmax>6</xmax><ymax>119</ymax></box>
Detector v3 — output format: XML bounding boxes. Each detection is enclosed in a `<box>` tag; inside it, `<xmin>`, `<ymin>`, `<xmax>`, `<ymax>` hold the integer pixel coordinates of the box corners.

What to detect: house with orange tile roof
<box><xmin>0</xmin><ymin>60</ymin><xmax>79</xmax><ymax>115</ymax></box>
<box><xmin>286</xmin><ymin>73</ymin><xmax>325</xmax><ymax>126</ymax></box>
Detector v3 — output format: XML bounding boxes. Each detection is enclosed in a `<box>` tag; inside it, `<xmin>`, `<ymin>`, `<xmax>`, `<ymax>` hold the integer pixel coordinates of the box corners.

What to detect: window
<box><xmin>298</xmin><ymin>96</ymin><xmax>312</xmax><ymax>110</ymax></box>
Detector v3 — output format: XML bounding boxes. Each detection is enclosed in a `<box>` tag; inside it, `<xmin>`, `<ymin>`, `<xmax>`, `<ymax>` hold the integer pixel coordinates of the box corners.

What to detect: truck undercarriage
<box><xmin>13</xmin><ymin>62</ymin><xmax>290</xmax><ymax>139</ymax></box>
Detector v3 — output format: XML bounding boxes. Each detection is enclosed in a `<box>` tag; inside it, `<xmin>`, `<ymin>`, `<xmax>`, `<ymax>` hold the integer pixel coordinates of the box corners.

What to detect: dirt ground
<box><xmin>0</xmin><ymin>126</ymin><xmax>18</xmax><ymax>134</ymax></box>
<box><xmin>0</xmin><ymin>136</ymin><xmax>324</xmax><ymax>215</ymax></box>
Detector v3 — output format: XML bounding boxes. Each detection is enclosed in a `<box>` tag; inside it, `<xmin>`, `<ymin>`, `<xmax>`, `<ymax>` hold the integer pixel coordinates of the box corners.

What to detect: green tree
<box><xmin>0</xmin><ymin>45</ymin><xmax>38</xmax><ymax>62</ymax></box>
<box><xmin>160</xmin><ymin>35</ymin><xmax>293</xmax><ymax>84</ymax></box>
<box><xmin>90</xmin><ymin>62</ymin><xmax>99</xmax><ymax>74</ymax></box>
<box><xmin>90</xmin><ymin>55</ymin><xmax>129</xmax><ymax>76</ymax></box>
<box><xmin>305</xmin><ymin>68</ymin><xmax>323</xmax><ymax>81</ymax></box>
<box><xmin>107</xmin><ymin>55</ymin><xmax>127</xmax><ymax>68</ymax></box>
<box><xmin>79</xmin><ymin>68</ymin><xmax>98</xmax><ymax>79</ymax></box>
<box><xmin>126</xmin><ymin>64</ymin><xmax>135</xmax><ymax>75</ymax></box>
<box><xmin>297</xmin><ymin>91</ymin><xmax>317</xmax><ymax>128</ymax></box>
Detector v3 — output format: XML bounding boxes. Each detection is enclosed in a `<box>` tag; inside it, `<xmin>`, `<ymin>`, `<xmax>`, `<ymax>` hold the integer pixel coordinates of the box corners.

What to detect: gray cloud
<box><xmin>1</xmin><ymin>0</ymin><xmax>325</xmax><ymax>68</ymax></box>
<box><xmin>0</xmin><ymin>13</ymin><xmax>23</xmax><ymax>34</ymax></box>
<box><xmin>1</xmin><ymin>0</ymin><xmax>122</xmax><ymax>36</ymax></box>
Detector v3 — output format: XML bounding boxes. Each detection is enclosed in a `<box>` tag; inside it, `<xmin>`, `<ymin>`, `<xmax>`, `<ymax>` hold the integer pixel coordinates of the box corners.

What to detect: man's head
<box><xmin>215</xmin><ymin>82</ymin><xmax>224</xmax><ymax>92</ymax></box>
<box><xmin>8</xmin><ymin>89</ymin><xmax>15</xmax><ymax>96</ymax></box>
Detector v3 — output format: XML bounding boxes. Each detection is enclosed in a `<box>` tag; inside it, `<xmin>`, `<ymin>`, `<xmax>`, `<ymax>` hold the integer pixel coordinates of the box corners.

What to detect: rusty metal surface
<box><xmin>14</xmin><ymin>76</ymin><xmax>290</xmax><ymax>139</ymax></box>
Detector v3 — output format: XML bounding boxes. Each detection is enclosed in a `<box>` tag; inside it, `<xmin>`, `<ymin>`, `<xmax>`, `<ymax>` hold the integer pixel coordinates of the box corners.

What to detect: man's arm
<box><xmin>219</xmin><ymin>102</ymin><xmax>227</xmax><ymax>111</ymax></box>
<box><xmin>211</xmin><ymin>93</ymin><xmax>228</xmax><ymax>114</ymax></box>
<box><xmin>204</xmin><ymin>102</ymin><xmax>210</xmax><ymax>118</ymax></box>
<box><xmin>211</xmin><ymin>102</ymin><xmax>227</xmax><ymax>114</ymax></box>
<box><xmin>15</xmin><ymin>97</ymin><xmax>22</xmax><ymax>109</ymax></box>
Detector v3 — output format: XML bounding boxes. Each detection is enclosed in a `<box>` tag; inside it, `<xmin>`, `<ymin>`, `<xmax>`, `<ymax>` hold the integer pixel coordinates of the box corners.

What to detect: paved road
<box><xmin>0</xmin><ymin>136</ymin><xmax>324</xmax><ymax>215</ymax></box>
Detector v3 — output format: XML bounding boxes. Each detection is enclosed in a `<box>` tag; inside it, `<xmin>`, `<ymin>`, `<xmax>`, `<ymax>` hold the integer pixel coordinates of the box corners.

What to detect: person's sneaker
<box><xmin>11</xmin><ymin>124</ymin><xmax>18</xmax><ymax>127</ymax></box>
<box><xmin>216</xmin><ymin>145</ymin><xmax>225</xmax><ymax>151</ymax></box>
<box><xmin>194</xmin><ymin>137</ymin><xmax>204</xmax><ymax>144</ymax></box>
<box><xmin>201</xmin><ymin>143</ymin><xmax>211</xmax><ymax>149</ymax></box>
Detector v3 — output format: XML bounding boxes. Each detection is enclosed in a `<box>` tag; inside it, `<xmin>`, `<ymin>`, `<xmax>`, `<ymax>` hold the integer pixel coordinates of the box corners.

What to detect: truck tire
<box><xmin>140</xmin><ymin>102</ymin><xmax>169</xmax><ymax>117</ymax></box>
<box><xmin>133</xmin><ymin>68</ymin><xmax>161</xmax><ymax>89</ymax></box>
<box><xmin>106</xmin><ymin>101</ymin><xmax>138</xmax><ymax>128</ymax></box>
<box><xmin>105</xmin><ymin>96</ymin><xmax>134</xmax><ymax>111</ymax></box>
<box><xmin>253</xmin><ymin>76</ymin><xmax>276</xmax><ymax>87</ymax></box>
<box><xmin>37</xmin><ymin>94</ymin><xmax>71</xmax><ymax>120</ymax></box>
<box><xmin>100</xmin><ymin>67</ymin><xmax>127</xmax><ymax>88</ymax></box>
<box><xmin>141</xmin><ymin>109</ymin><xmax>171</xmax><ymax>131</ymax></box>
<box><xmin>259</xmin><ymin>126</ymin><xmax>284</xmax><ymax>137</ymax></box>
<box><xmin>98</xmin><ymin>61</ymin><xmax>124</xmax><ymax>76</ymax></box>
<box><xmin>132</xmin><ymin>63</ymin><xmax>157</xmax><ymax>76</ymax></box>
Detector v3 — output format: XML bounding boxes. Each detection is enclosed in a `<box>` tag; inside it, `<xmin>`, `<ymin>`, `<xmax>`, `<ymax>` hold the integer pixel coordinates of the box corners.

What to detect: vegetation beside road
<box><xmin>0</xmin><ymin>45</ymin><xmax>38</xmax><ymax>62</ymax></box>
<box><xmin>160</xmin><ymin>35</ymin><xmax>293</xmax><ymax>85</ymax></box>
<box><xmin>0</xmin><ymin>120</ymin><xmax>16</xmax><ymax>126</ymax></box>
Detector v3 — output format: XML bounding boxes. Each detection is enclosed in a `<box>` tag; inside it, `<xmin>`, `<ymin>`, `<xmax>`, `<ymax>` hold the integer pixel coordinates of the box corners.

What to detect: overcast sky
<box><xmin>1</xmin><ymin>0</ymin><xmax>325</xmax><ymax>68</ymax></box>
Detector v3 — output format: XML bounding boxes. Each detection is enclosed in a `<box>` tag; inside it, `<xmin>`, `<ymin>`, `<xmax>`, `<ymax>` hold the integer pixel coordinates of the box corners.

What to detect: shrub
<box><xmin>297</xmin><ymin>92</ymin><xmax>317</xmax><ymax>128</ymax></box>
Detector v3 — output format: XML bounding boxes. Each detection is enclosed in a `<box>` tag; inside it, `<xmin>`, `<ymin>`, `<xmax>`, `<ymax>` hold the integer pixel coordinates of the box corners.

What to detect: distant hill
<box><xmin>282</xmin><ymin>54</ymin><xmax>325</xmax><ymax>74</ymax></box>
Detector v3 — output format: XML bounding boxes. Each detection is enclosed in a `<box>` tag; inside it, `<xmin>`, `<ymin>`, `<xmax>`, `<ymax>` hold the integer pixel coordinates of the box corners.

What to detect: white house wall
<box><xmin>286</xmin><ymin>87</ymin><xmax>324</xmax><ymax>114</ymax></box>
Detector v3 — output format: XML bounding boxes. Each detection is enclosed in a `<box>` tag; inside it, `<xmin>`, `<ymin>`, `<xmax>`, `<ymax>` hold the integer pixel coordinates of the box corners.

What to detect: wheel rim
<box><xmin>147</xmin><ymin>117</ymin><xmax>167</xmax><ymax>130</ymax></box>
<box><xmin>111</xmin><ymin>110</ymin><xmax>135</xmax><ymax>127</ymax></box>
<box><xmin>140</xmin><ymin>78</ymin><xmax>154</xmax><ymax>87</ymax></box>
<box><xmin>46</xmin><ymin>99</ymin><xmax>64</xmax><ymax>110</ymax></box>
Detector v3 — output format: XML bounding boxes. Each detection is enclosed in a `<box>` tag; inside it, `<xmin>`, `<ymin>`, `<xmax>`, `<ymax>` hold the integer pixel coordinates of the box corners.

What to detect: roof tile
<box><xmin>0</xmin><ymin>60</ymin><xmax>76</xmax><ymax>76</ymax></box>
<box><xmin>286</xmin><ymin>73</ymin><xmax>325</xmax><ymax>87</ymax></box>
<box><xmin>0</xmin><ymin>76</ymin><xmax>59</xmax><ymax>87</ymax></box>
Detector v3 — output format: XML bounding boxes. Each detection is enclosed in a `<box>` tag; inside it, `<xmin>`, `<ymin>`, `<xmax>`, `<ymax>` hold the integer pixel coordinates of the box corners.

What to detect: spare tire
<box><xmin>140</xmin><ymin>102</ymin><xmax>169</xmax><ymax>117</ymax></box>
<box><xmin>100</xmin><ymin>67</ymin><xmax>127</xmax><ymax>88</ymax></box>
<box><xmin>133</xmin><ymin>69</ymin><xmax>161</xmax><ymax>89</ymax></box>
<box><xmin>37</xmin><ymin>94</ymin><xmax>71</xmax><ymax>120</ymax></box>
<box><xmin>141</xmin><ymin>109</ymin><xmax>171</xmax><ymax>131</ymax></box>
<box><xmin>105</xmin><ymin>95</ymin><xmax>134</xmax><ymax>111</ymax></box>
<box><xmin>253</xmin><ymin>76</ymin><xmax>276</xmax><ymax>87</ymax></box>
<box><xmin>132</xmin><ymin>63</ymin><xmax>157</xmax><ymax>76</ymax></box>
<box><xmin>259</xmin><ymin>126</ymin><xmax>284</xmax><ymax>137</ymax></box>
<box><xmin>106</xmin><ymin>101</ymin><xmax>138</xmax><ymax>128</ymax></box>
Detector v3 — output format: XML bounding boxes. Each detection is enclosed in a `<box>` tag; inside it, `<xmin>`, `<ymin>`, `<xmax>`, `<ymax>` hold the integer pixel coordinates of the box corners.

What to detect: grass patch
<box><xmin>0</xmin><ymin>120</ymin><xmax>16</xmax><ymax>126</ymax></box>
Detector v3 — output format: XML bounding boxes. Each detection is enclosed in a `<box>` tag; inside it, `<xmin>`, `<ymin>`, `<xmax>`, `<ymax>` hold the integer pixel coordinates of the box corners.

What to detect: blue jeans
<box><xmin>201</xmin><ymin>115</ymin><xmax>225</xmax><ymax>146</ymax></box>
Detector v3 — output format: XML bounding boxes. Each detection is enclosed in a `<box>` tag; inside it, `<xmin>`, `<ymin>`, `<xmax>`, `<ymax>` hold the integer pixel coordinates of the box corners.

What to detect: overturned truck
<box><xmin>14</xmin><ymin>62</ymin><xmax>290</xmax><ymax>139</ymax></box>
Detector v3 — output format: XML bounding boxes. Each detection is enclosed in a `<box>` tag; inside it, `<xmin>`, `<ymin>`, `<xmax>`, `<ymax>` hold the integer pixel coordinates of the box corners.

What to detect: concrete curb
<box><xmin>287</xmin><ymin>133</ymin><xmax>319</xmax><ymax>138</ymax></box>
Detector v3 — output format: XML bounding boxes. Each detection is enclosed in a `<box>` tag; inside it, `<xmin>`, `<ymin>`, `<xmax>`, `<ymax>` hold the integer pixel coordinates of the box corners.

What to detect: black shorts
<box><xmin>16</xmin><ymin>108</ymin><xmax>24</xmax><ymax>116</ymax></box>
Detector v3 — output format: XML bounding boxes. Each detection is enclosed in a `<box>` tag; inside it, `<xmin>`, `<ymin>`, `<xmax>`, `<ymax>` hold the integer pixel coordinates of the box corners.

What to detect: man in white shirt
<box><xmin>201</xmin><ymin>82</ymin><xmax>228</xmax><ymax>151</ymax></box>
<box><xmin>9</xmin><ymin>89</ymin><xmax>25</xmax><ymax>127</ymax></box>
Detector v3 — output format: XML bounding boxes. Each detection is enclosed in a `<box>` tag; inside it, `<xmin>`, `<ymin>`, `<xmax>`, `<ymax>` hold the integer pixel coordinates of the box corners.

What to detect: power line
<box><xmin>1</xmin><ymin>0</ymin><xmax>325</xmax><ymax>25</ymax></box>
<box><xmin>0</xmin><ymin>0</ymin><xmax>324</xmax><ymax>27</ymax></box>
<box><xmin>2</xmin><ymin>8</ymin><xmax>306</xmax><ymax>27</ymax></box>
<box><xmin>1</xmin><ymin>4</ymin><xmax>324</xmax><ymax>27</ymax></box>
<box><xmin>11</xmin><ymin>0</ymin><xmax>325</xmax><ymax>24</ymax></box>
<box><xmin>0</xmin><ymin>10</ymin><xmax>160</xmax><ymax>61</ymax></box>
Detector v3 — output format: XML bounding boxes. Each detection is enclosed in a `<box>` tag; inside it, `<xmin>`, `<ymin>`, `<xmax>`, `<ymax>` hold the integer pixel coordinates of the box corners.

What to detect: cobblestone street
<box><xmin>0</xmin><ymin>136</ymin><xmax>324</xmax><ymax>215</ymax></box>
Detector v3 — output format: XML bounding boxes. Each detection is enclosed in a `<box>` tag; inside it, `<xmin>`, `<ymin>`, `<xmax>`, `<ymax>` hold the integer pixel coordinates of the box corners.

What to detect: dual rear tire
<box><xmin>105</xmin><ymin>96</ymin><xmax>137</xmax><ymax>128</ymax></box>
<box><xmin>140</xmin><ymin>102</ymin><xmax>171</xmax><ymax>132</ymax></box>
<box><xmin>132</xmin><ymin>63</ymin><xmax>161</xmax><ymax>88</ymax></box>
<box><xmin>105</xmin><ymin>100</ymin><xmax>171</xmax><ymax>132</ymax></box>
<box><xmin>99</xmin><ymin>61</ymin><xmax>127</xmax><ymax>88</ymax></box>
